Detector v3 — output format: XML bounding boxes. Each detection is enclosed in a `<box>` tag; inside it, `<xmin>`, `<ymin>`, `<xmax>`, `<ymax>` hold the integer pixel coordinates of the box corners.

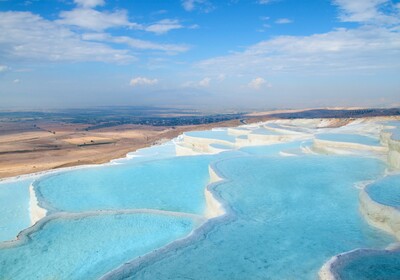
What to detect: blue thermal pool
<box><xmin>185</xmin><ymin>130</ymin><xmax>236</xmax><ymax>143</ymax></box>
<box><xmin>333</xmin><ymin>249</ymin><xmax>400</xmax><ymax>280</ymax></box>
<box><xmin>209</xmin><ymin>143</ymin><xmax>234</xmax><ymax>150</ymax></box>
<box><xmin>1</xmin><ymin>122</ymin><xmax>398</xmax><ymax>280</ymax></box>
<box><xmin>316</xmin><ymin>133</ymin><xmax>380</xmax><ymax>146</ymax></box>
<box><xmin>251</xmin><ymin>128</ymin><xmax>281</xmax><ymax>135</ymax></box>
<box><xmin>366</xmin><ymin>174</ymin><xmax>400</xmax><ymax>208</ymax></box>
<box><xmin>0</xmin><ymin>178</ymin><xmax>32</xmax><ymax>242</ymax></box>
<box><xmin>34</xmin><ymin>156</ymin><xmax>213</xmax><ymax>214</ymax></box>
<box><xmin>240</xmin><ymin>141</ymin><xmax>305</xmax><ymax>156</ymax></box>
<box><xmin>124</xmin><ymin>155</ymin><xmax>394</xmax><ymax>280</ymax></box>
<box><xmin>0</xmin><ymin>212</ymin><xmax>196</xmax><ymax>280</ymax></box>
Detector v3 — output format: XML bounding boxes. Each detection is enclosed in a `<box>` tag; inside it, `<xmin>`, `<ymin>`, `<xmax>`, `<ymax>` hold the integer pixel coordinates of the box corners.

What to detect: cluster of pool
<box><xmin>0</xmin><ymin>120</ymin><xmax>399</xmax><ymax>279</ymax></box>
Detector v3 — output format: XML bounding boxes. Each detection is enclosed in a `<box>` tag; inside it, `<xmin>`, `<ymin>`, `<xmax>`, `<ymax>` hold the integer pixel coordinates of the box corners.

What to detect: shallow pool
<box><xmin>34</xmin><ymin>156</ymin><xmax>213</xmax><ymax>214</ymax></box>
<box><xmin>316</xmin><ymin>133</ymin><xmax>380</xmax><ymax>146</ymax></box>
<box><xmin>126</xmin><ymin>155</ymin><xmax>393</xmax><ymax>280</ymax></box>
<box><xmin>366</xmin><ymin>174</ymin><xmax>400</xmax><ymax>208</ymax></box>
<box><xmin>0</xmin><ymin>178</ymin><xmax>32</xmax><ymax>242</ymax></box>
<box><xmin>0</xmin><ymin>212</ymin><xmax>196</xmax><ymax>280</ymax></box>
<box><xmin>185</xmin><ymin>130</ymin><xmax>236</xmax><ymax>143</ymax></box>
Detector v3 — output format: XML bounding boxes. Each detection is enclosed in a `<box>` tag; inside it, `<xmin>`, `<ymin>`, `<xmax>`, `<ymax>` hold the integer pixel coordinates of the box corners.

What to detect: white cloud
<box><xmin>74</xmin><ymin>0</ymin><xmax>104</xmax><ymax>8</ymax></box>
<box><xmin>145</xmin><ymin>19</ymin><xmax>183</xmax><ymax>35</ymax></box>
<box><xmin>198</xmin><ymin>77</ymin><xmax>211</xmax><ymax>87</ymax></box>
<box><xmin>217</xmin><ymin>73</ymin><xmax>225</xmax><ymax>81</ymax></box>
<box><xmin>130</xmin><ymin>77</ymin><xmax>159</xmax><ymax>87</ymax></box>
<box><xmin>58</xmin><ymin>8</ymin><xmax>140</xmax><ymax>31</ymax></box>
<box><xmin>197</xmin><ymin>26</ymin><xmax>400</xmax><ymax>75</ymax></box>
<box><xmin>182</xmin><ymin>77</ymin><xmax>211</xmax><ymax>88</ymax></box>
<box><xmin>275</xmin><ymin>18</ymin><xmax>293</xmax><ymax>24</ymax></box>
<box><xmin>13</xmin><ymin>79</ymin><xmax>20</xmax><ymax>83</ymax></box>
<box><xmin>82</xmin><ymin>33</ymin><xmax>189</xmax><ymax>53</ymax></box>
<box><xmin>332</xmin><ymin>0</ymin><xmax>400</xmax><ymax>25</ymax></box>
<box><xmin>258</xmin><ymin>0</ymin><xmax>273</xmax><ymax>4</ymax></box>
<box><xmin>181</xmin><ymin>0</ymin><xmax>214</xmax><ymax>12</ymax></box>
<box><xmin>0</xmin><ymin>65</ymin><xmax>8</xmax><ymax>73</ymax></box>
<box><xmin>188</xmin><ymin>24</ymin><xmax>200</xmax><ymax>29</ymax></box>
<box><xmin>182</xmin><ymin>0</ymin><xmax>197</xmax><ymax>11</ymax></box>
<box><xmin>60</xmin><ymin>2</ymin><xmax>185</xmax><ymax>35</ymax></box>
<box><xmin>0</xmin><ymin>12</ymin><xmax>134</xmax><ymax>63</ymax></box>
<box><xmin>248</xmin><ymin>77</ymin><xmax>267</xmax><ymax>89</ymax></box>
<box><xmin>0</xmin><ymin>11</ymin><xmax>189</xmax><ymax>64</ymax></box>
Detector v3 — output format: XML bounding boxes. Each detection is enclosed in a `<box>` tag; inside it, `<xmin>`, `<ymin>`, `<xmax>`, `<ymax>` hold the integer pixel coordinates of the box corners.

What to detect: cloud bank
<box><xmin>130</xmin><ymin>77</ymin><xmax>159</xmax><ymax>87</ymax></box>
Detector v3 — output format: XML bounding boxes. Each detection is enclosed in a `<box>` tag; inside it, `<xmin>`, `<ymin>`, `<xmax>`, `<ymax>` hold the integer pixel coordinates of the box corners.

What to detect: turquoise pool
<box><xmin>185</xmin><ymin>130</ymin><xmax>236</xmax><ymax>143</ymax></box>
<box><xmin>366</xmin><ymin>174</ymin><xmax>400</xmax><ymax>208</ymax></box>
<box><xmin>0</xmin><ymin>122</ymin><xmax>398</xmax><ymax>280</ymax></box>
<box><xmin>0</xmin><ymin>212</ymin><xmax>196</xmax><ymax>280</ymax></box>
<box><xmin>34</xmin><ymin>156</ymin><xmax>213</xmax><ymax>214</ymax></box>
<box><xmin>334</xmin><ymin>249</ymin><xmax>400</xmax><ymax>280</ymax></box>
<box><xmin>316</xmin><ymin>133</ymin><xmax>380</xmax><ymax>146</ymax></box>
<box><xmin>124</xmin><ymin>155</ymin><xmax>393</xmax><ymax>280</ymax></box>
<box><xmin>0</xmin><ymin>178</ymin><xmax>32</xmax><ymax>242</ymax></box>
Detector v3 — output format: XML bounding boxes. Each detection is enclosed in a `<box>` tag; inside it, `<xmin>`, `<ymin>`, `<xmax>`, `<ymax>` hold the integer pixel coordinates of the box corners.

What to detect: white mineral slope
<box><xmin>179</xmin><ymin>134</ymin><xmax>233</xmax><ymax>154</ymax></box>
<box><xmin>388</xmin><ymin>137</ymin><xmax>400</xmax><ymax>170</ymax></box>
<box><xmin>359</xmin><ymin>188</ymin><xmax>400</xmax><ymax>240</ymax></box>
<box><xmin>319</xmin><ymin>255</ymin><xmax>341</xmax><ymax>280</ymax></box>
<box><xmin>204</xmin><ymin>165</ymin><xmax>225</xmax><ymax>218</ymax></box>
<box><xmin>312</xmin><ymin>138</ymin><xmax>387</xmax><ymax>155</ymax></box>
<box><xmin>227</xmin><ymin>127</ymin><xmax>253</xmax><ymax>136</ymax></box>
<box><xmin>175</xmin><ymin>142</ymin><xmax>204</xmax><ymax>156</ymax></box>
<box><xmin>29</xmin><ymin>183</ymin><xmax>47</xmax><ymax>225</ymax></box>
<box><xmin>318</xmin><ymin>172</ymin><xmax>400</xmax><ymax>280</ymax></box>
<box><xmin>248</xmin><ymin>133</ymin><xmax>308</xmax><ymax>146</ymax></box>
<box><xmin>186</xmin><ymin>134</ymin><xmax>232</xmax><ymax>150</ymax></box>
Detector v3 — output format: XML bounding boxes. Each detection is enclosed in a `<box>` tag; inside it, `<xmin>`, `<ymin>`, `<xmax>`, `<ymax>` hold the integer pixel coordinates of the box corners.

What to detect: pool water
<box><xmin>34</xmin><ymin>156</ymin><xmax>213</xmax><ymax>214</ymax></box>
<box><xmin>185</xmin><ymin>130</ymin><xmax>236</xmax><ymax>143</ymax></box>
<box><xmin>366</xmin><ymin>174</ymin><xmax>400</xmax><ymax>208</ymax></box>
<box><xmin>316</xmin><ymin>133</ymin><xmax>380</xmax><ymax>146</ymax></box>
<box><xmin>1</xmin><ymin>121</ymin><xmax>398</xmax><ymax>280</ymax></box>
<box><xmin>335</xmin><ymin>249</ymin><xmax>400</xmax><ymax>280</ymax></box>
<box><xmin>0</xmin><ymin>212</ymin><xmax>196</xmax><ymax>280</ymax></box>
<box><xmin>0</xmin><ymin>178</ymin><xmax>32</xmax><ymax>242</ymax></box>
<box><xmin>126</xmin><ymin>155</ymin><xmax>394</xmax><ymax>280</ymax></box>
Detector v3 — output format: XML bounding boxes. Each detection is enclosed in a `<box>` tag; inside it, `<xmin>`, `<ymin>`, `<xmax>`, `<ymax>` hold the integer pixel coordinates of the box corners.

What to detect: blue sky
<box><xmin>0</xmin><ymin>0</ymin><xmax>399</xmax><ymax>110</ymax></box>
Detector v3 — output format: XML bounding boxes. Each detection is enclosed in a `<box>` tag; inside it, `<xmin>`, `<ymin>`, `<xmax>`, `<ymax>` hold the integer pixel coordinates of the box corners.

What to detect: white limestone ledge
<box><xmin>318</xmin><ymin>247</ymin><xmax>400</xmax><ymax>280</ymax></box>
<box><xmin>359</xmin><ymin>188</ymin><xmax>400</xmax><ymax>240</ymax></box>
<box><xmin>380</xmin><ymin>130</ymin><xmax>393</xmax><ymax>146</ymax></box>
<box><xmin>204</xmin><ymin>165</ymin><xmax>225</xmax><ymax>219</ymax></box>
<box><xmin>175</xmin><ymin>142</ymin><xmax>203</xmax><ymax>156</ymax></box>
<box><xmin>312</xmin><ymin>138</ymin><xmax>387</xmax><ymax>155</ymax></box>
<box><xmin>29</xmin><ymin>183</ymin><xmax>47</xmax><ymax>225</ymax></box>
<box><xmin>379</xmin><ymin>121</ymin><xmax>400</xmax><ymax>170</ymax></box>
<box><xmin>227</xmin><ymin>127</ymin><xmax>252</xmax><ymax>136</ymax></box>
<box><xmin>247</xmin><ymin>133</ymin><xmax>306</xmax><ymax>146</ymax></box>
<box><xmin>180</xmin><ymin>134</ymin><xmax>233</xmax><ymax>154</ymax></box>
<box><xmin>388</xmin><ymin>138</ymin><xmax>400</xmax><ymax>170</ymax></box>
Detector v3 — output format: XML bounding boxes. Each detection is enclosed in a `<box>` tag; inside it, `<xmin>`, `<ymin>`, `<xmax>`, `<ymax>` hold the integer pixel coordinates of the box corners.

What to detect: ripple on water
<box><xmin>0</xmin><ymin>212</ymin><xmax>197</xmax><ymax>280</ymax></box>
<box><xmin>34</xmin><ymin>156</ymin><xmax>213</xmax><ymax>214</ymax></box>
<box><xmin>0</xmin><ymin>178</ymin><xmax>32</xmax><ymax>242</ymax></box>
<box><xmin>334</xmin><ymin>249</ymin><xmax>400</xmax><ymax>280</ymax></box>
<box><xmin>124</xmin><ymin>155</ymin><xmax>393</xmax><ymax>280</ymax></box>
<box><xmin>366</xmin><ymin>174</ymin><xmax>400</xmax><ymax>209</ymax></box>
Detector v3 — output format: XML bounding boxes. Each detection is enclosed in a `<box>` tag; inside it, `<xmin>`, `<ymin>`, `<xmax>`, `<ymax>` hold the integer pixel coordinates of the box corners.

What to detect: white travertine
<box><xmin>29</xmin><ymin>183</ymin><xmax>47</xmax><ymax>225</ymax></box>
<box><xmin>359</xmin><ymin>188</ymin><xmax>400</xmax><ymax>240</ymax></box>
<box><xmin>388</xmin><ymin>138</ymin><xmax>400</xmax><ymax>170</ymax></box>
<box><xmin>312</xmin><ymin>138</ymin><xmax>387</xmax><ymax>155</ymax></box>
<box><xmin>204</xmin><ymin>165</ymin><xmax>225</xmax><ymax>218</ymax></box>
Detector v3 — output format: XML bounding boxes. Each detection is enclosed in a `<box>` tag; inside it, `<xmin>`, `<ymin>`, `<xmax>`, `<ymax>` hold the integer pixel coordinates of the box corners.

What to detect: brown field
<box><xmin>0</xmin><ymin>119</ymin><xmax>242</xmax><ymax>179</ymax></box>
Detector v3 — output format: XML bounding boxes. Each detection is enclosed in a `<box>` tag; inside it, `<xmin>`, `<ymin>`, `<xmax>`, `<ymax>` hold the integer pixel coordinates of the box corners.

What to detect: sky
<box><xmin>0</xmin><ymin>0</ymin><xmax>399</xmax><ymax>110</ymax></box>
